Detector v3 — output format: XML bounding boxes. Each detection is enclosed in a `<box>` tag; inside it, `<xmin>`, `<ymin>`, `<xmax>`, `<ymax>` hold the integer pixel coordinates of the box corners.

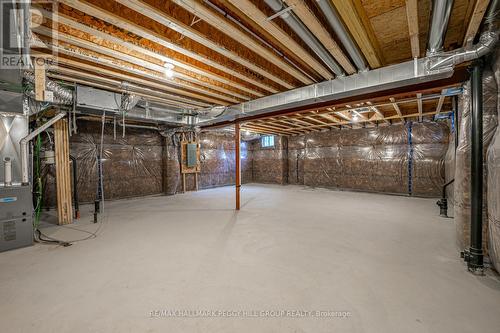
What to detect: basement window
<box><xmin>261</xmin><ymin>135</ymin><xmax>275</xmax><ymax>148</ymax></box>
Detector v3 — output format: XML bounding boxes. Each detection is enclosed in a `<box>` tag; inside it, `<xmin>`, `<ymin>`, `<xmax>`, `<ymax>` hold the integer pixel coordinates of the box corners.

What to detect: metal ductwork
<box><xmin>429</xmin><ymin>31</ymin><xmax>499</xmax><ymax>70</ymax></box>
<box><xmin>198</xmin><ymin>57</ymin><xmax>455</xmax><ymax>126</ymax></box>
<box><xmin>427</xmin><ymin>0</ymin><xmax>455</xmax><ymax>55</ymax></box>
<box><xmin>23</xmin><ymin>71</ymin><xmax>73</xmax><ymax>106</ymax></box>
<box><xmin>429</xmin><ymin>0</ymin><xmax>499</xmax><ymax>70</ymax></box>
<box><xmin>316</xmin><ymin>0</ymin><xmax>368</xmax><ymax>71</ymax></box>
<box><xmin>264</xmin><ymin>0</ymin><xmax>345</xmax><ymax>76</ymax></box>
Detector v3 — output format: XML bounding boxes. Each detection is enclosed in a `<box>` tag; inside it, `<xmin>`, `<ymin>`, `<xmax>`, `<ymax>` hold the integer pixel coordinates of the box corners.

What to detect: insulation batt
<box><xmin>487</xmin><ymin>47</ymin><xmax>500</xmax><ymax>271</ymax></box>
<box><xmin>454</xmin><ymin>67</ymin><xmax>498</xmax><ymax>252</ymax></box>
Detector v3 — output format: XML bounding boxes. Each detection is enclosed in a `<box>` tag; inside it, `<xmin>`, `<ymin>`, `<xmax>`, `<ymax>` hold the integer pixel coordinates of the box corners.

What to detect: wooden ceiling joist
<box><xmin>170</xmin><ymin>0</ymin><xmax>314</xmax><ymax>84</ymax></box>
<box><xmin>416</xmin><ymin>93</ymin><xmax>423</xmax><ymax>122</ymax></box>
<box><xmin>224</xmin><ymin>0</ymin><xmax>335</xmax><ymax>80</ymax></box>
<box><xmin>115</xmin><ymin>0</ymin><xmax>295</xmax><ymax>89</ymax></box>
<box><xmin>33</xmin><ymin>26</ymin><xmax>251</xmax><ymax>101</ymax></box>
<box><xmin>389</xmin><ymin>98</ymin><xmax>404</xmax><ymax>122</ymax></box>
<box><xmin>463</xmin><ymin>0</ymin><xmax>491</xmax><ymax>45</ymax></box>
<box><xmin>48</xmin><ymin>73</ymin><xmax>202</xmax><ymax>110</ymax></box>
<box><xmin>283</xmin><ymin>0</ymin><xmax>356</xmax><ymax>74</ymax></box>
<box><xmin>330</xmin><ymin>0</ymin><xmax>384</xmax><ymax>68</ymax></box>
<box><xmin>34</xmin><ymin>6</ymin><xmax>264</xmax><ymax>98</ymax></box>
<box><xmin>47</xmin><ymin>66</ymin><xmax>210</xmax><ymax>108</ymax></box>
<box><xmin>405</xmin><ymin>0</ymin><xmax>420</xmax><ymax>59</ymax></box>
<box><xmin>37</xmin><ymin>39</ymin><xmax>239</xmax><ymax>105</ymax></box>
<box><xmin>57</xmin><ymin>0</ymin><xmax>280</xmax><ymax>94</ymax></box>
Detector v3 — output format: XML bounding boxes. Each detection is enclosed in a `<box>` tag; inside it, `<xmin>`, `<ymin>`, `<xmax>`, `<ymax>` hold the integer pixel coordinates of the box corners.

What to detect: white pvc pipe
<box><xmin>3</xmin><ymin>157</ymin><xmax>12</xmax><ymax>186</ymax></box>
<box><xmin>20</xmin><ymin>112</ymin><xmax>66</xmax><ymax>184</ymax></box>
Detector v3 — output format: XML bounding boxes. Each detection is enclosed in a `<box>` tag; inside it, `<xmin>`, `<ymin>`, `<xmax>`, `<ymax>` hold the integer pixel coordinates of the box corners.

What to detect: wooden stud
<box><xmin>390</xmin><ymin>97</ymin><xmax>404</xmax><ymax>121</ymax></box>
<box><xmin>417</xmin><ymin>93</ymin><xmax>423</xmax><ymax>122</ymax></box>
<box><xmin>34</xmin><ymin>58</ymin><xmax>46</xmax><ymax>101</ymax></box>
<box><xmin>435</xmin><ymin>90</ymin><xmax>446</xmax><ymax>115</ymax></box>
<box><xmin>54</xmin><ymin>118</ymin><xmax>73</xmax><ymax>225</ymax></box>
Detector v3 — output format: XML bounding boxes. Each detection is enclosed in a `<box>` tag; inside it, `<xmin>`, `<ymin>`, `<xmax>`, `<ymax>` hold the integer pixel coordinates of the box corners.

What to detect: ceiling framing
<box><xmin>30</xmin><ymin>0</ymin><xmax>488</xmax><ymax>123</ymax></box>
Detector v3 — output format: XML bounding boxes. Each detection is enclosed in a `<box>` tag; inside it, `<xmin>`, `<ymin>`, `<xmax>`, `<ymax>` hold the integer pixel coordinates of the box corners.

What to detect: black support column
<box><xmin>467</xmin><ymin>60</ymin><xmax>484</xmax><ymax>272</ymax></box>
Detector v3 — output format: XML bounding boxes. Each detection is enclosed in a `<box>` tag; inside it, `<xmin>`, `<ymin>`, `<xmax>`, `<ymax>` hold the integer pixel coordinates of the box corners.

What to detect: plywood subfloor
<box><xmin>0</xmin><ymin>185</ymin><xmax>499</xmax><ymax>332</ymax></box>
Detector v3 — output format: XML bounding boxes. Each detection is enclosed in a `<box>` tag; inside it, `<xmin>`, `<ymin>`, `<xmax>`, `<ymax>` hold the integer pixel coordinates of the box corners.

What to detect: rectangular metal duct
<box><xmin>198</xmin><ymin>58</ymin><xmax>455</xmax><ymax>125</ymax></box>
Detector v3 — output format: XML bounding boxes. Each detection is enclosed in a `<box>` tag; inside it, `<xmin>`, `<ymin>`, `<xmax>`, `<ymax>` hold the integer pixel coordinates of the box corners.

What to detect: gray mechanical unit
<box><xmin>0</xmin><ymin>186</ymin><xmax>33</xmax><ymax>252</ymax></box>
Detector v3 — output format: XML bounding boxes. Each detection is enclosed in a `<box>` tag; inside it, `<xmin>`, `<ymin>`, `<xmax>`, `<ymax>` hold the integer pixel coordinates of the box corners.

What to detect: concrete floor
<box><xmin>1</xmin><ymin>184</ymin><xmax>499</xmax><ymax>333</ymax></box>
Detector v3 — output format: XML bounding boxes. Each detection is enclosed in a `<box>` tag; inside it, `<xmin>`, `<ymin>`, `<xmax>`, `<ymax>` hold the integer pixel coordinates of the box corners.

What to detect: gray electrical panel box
<box><xmin>0</xmin><ymin>186</ymin><xmax>33</xmax><ymax>252</ymax></box>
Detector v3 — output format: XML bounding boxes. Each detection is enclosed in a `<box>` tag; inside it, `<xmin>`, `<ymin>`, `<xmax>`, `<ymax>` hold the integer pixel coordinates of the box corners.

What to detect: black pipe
<box><xmin>69</xmin><ymin>155</ymin><xmax>80</xmax><ymax>219</ymax></box>
<box><xmin>437</xmin><ymin>179</ymin><xmax>454</xmax><ymax>217</ymax></box>
<box><xmin>464</xmin><ymin>60</ymin><xmax>484</xmax><ymax>272</ymax></box>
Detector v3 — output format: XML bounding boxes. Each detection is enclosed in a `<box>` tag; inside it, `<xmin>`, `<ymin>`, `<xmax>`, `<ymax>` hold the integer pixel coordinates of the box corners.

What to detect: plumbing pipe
<box><xmin>436</xmin><ymin>178</ymin><xmax>454</xmax><ymax>217</ymax></box>
<box><xmin>461</xmin><ymin>61</ymin><xmax>484</xmax><ymax>272</ymax></box>
<box><xmin>20</xmin><ymin>112</ymin><xmax>66</xmax><ymax>185</ymax></box>
<box><xmin>69</xmin><ymin>155</ymin><xmax>79</xmax><ymax>219</ymax></box>
<box><xmin>3</xmin><ymin>157</ymin><xmax>12</xmax><ymax>187</ymax></box>
<box><xmin>264</xmin><ymin>0</ymin><xmax>344</xmax><ymax>76</ymax></box>
<box><xmin>427</xmin><ymin>0</ymin><xmax>455</xmax><ymax>54</ymax></box>
<box><xmin>117</xmin><ymin>120</ymin><xmax>159</xmax><ymax>131</ymax></box>
<box><xmin>316</xmin><ymin>0</ymin><xmax>368</xmax><ymax>71</ymax></box>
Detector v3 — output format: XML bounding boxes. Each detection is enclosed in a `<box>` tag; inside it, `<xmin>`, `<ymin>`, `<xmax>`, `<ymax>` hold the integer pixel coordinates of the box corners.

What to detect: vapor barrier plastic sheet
<box><xmin>454</xmin><ymin>68</ymin><xmax>498</xmax><ymax>251</ymax></box>
<box><xmin>287</xmin><ymin>122</ymin><xmax>448</xmax><ymax>196</ymax></box>
<box><xmin>487</xmin><ymin>49</ymin><xmax>500</xmax><ymax>271</ymax></box>
<box><xmin>43</xmin><ymin>120</ymin><xmax>163</xmax><ymax>206</ymax></box>
<box><xmin>199</xmin><ymin>131</ymin><xmax>251</xmax><ymax>189</ymax></box>
<box><xmin>251</xmin><ymin>136</ymin><xmax>288</xmax><ymax>184</ymax></box>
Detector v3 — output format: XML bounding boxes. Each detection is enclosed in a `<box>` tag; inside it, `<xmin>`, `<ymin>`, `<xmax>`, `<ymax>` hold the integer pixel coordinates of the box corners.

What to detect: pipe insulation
<box><xmin>427</xmin><ymin>0</ymin><xmax>455</xmax><ymax>54</ymax></box>
<box><xmin>315</xmin><ymin>0</ymin><xmax>368</xmax><ymax>71</ymax></box>
<box><xmin>264</xmin><ymin>0</ymin><xmax>344</xmax><ymax>76</ymax></box>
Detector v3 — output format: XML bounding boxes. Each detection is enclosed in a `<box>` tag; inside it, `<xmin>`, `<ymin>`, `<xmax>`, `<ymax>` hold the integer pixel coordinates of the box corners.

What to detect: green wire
<box><xmin>33</xmin><ymin>134</ymin><xmax>43</xmax><ymax>228</ymax></box>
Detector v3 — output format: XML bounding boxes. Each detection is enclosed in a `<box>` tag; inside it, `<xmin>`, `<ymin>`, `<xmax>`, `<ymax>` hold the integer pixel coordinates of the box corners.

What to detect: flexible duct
<box><xmin>429</xmin><ymin>31</ymin><xmax>499</xmax><ymax>70</ymax></box>
<box><xmin>264</xmin><ymin>0</ymin><xmax>344</xmax><ymax>76</ymax></box>
<box><xmin>427</xmin><ymin>0</ymin><xmax>455</xmax><ymax>54</ymax></box>
<box><xmin>316</xmin><ymin>0</ymin><xmax>368</xmax><ymax>71</ymax></box>
<box><xmin>23</xmin><ymin>71</ymin><xmax>73</xmax><ymax>105</ymax></box>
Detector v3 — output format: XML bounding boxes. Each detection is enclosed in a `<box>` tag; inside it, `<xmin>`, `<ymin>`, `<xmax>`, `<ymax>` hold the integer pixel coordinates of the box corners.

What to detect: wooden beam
<box><xmin>463</xmin><ymin>0</ymin><xmax>491</xmax><ymax>45</ymax></box>
<box><xmin>33</xmin><ymin>6</ymin><xmax>264</xmax><ymax>97</ymax></box>
<box><xmin>435</xmin><ymin>90</ymin><xmax>446</xmax><ymax>115</ymax></box>
<box><xmin>405</xmin><ymin>0</ymin><xmax>420</xmax><ymax>58</ymax></box>
<box><xmin>225</xmin><ymin>0</ymin><xmax>335</xmax><ymax>80</ymax></box>
<box><xmin>54</xmin><ymin>118</ymin><xmax>73</xmax><ymax>225</ymax></box>
<box><xmin>34</xmin><ymin>58</ymin><xmax>46</xmax><ymax>101</ymax></box>
<box><xmin>283</xmin><ymin>0</ymin><xmax>356</xmax><ymax>74</ymax></box>
<box><xmin>115</xmin><ymin>0</ymin><xmax>295</xmax><ymax>89</ymax></box>
<box><xmin>390</xmin><ymin>97</ymin><xmax>404</xmax><ymax>121</ymax></box>
<box><xmin>235</xmin><ymin>122</ymin><xmax>241</xmax><ymax>210</ymax></box>
<box><xmin>170</xmin><ymin>0</ymin><xmax>313</xmax><ymax>84</ymax></box>
<box><xmin>56</xmin><ymin>0</ymin><xmax>279</xmax><ymax>94</ymax></box>
<box><xmin>330</xmin><ymin>0</ymin><xmax>384</xmax><ymax>68</ymax></box>
<box><xmin>366</xmin><ymin>101</ymin><xmax>390</xmax><ymax>124</ymax></box>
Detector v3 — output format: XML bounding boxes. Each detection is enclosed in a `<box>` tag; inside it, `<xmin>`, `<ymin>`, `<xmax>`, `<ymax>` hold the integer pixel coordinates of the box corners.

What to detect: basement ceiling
<box><xmin>30</xmin><ymin>0</ymin><xmax>484</xmax><ymax>132</ymax></box>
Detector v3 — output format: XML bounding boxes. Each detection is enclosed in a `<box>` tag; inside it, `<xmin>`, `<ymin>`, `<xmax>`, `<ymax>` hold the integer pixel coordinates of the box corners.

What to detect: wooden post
<box><xmin>54</xmin><ymin>118</ymin><xmax>73</xmax><ymax>225</ymax></box>
<box><xmin>235</xmin><ymin>122</ymin><xmax>241</xmax><ymax>210</ymax></box>
<box><xmin>34</xmin><ymin>58</ymin><xmax>46</xmax><ymax>102</ymax></box>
